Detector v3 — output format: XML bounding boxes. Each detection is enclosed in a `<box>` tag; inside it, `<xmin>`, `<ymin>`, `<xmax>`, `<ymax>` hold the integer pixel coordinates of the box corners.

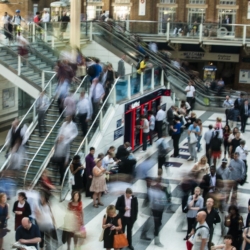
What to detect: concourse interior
<box><xmin>2</xmin><ymin>110</ymin><xmax>250</xmax><ymax>249</ymax></box>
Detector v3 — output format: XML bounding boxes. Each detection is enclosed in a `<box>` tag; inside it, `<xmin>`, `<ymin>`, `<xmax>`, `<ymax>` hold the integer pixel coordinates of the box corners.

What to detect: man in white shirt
<box><xmin>235</xmin><ymin>140</ymin><xmax>248</xmax><ymax>182</ymax></box>
<box><xmin>36</xmin><ymin>91</ymin><xmax>50</xmax><ymax>137</ymax></box>
<box><xmin>223</xmin><ymin>95</ymin><xmax>233</xmax><ymax>125</ymax></box>
<box><xmin>40</xmin><ymin>10</ymin><xmax>50</xmax><ymax>23</ymax></box>
<box><xmin>140</xmin><ymin>115</ymin><xmax>149</xmax><ymax>153</ymax></box>
<box><xmin>148</xmin><ymin>110</ymin><xmax>155</xmax><ymax>146</ymax></box>
<box><xmin>90</xmin><ymin>78</ymin><xmax>105</xmax><ymax>119</ymax></box>
<box><xmin>203</xmin><ymin>125</ymin><xmax>214</xmax><ymax>165</ymax></box>
<box><xmin>155</xmin><ymin>105</ymin><xmax>165</xmax><ymax>138</ymax></box>
<box><xmin>2</xmin><ymin>12</ymin><xmax>9</xmax><ymax>38</ymax></box>
<box><xmin>102</xmin><ymin>151</ymin><xmax>116</xmax><ymax>170</ymax></box>
<box><xmin>185</xmin><ymin>81</ymin><xmax>195</xmax><ymax>111</ymax></box>
<box><xmin>77</xmin><ymin>90</ymin><xmax>91</xmax><ymax>137</ymax></box>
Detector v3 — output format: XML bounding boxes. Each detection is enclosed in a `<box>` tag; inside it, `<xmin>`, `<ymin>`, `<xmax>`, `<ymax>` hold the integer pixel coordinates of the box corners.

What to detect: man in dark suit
<box><xmin>240</xmin><ymin>100</ymin><xmax>250</xmax><ymax>133</ymax></box>
<box><xmin>234</xmin><ymin>93</ymin><xmax>245</xmax><ymax>110</ymax></box>
<box><xmin>200</xmin><ymin>165</ymin><xmax>223</xmax><ymax>199</ymax></box>
<box><xmin>117</xmin><ymin>54</ymin><xmax>126</xmax><ymax>78</ymax></box>
<box><xmin>116</xmin><ymin>142</ymin><xmax>131</xmax><ymax>160</ymax></box>
<box><xmin>167</xmin><ymin>106</ymin><xmax>174</xmax><ymax>135</ymax></box>
<box><xmin>115</xmin><ymin>188</ymin><xmax>138</xmax><ymax>250</ymax></box>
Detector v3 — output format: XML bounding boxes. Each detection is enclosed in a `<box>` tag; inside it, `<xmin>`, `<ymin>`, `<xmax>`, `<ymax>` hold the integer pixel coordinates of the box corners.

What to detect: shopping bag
<box><xmin>113</xmin><ymin>231</ymin><xmax>129</xmax><ymax>249</ymax></box>
<box><xmin>189</xmin><ymin>132</ymin><xmax>197</xmax><ymax>144</ymax></box>
<box><xmin>99</xmin><ymin>228</ymin><xmax>105</xmax><ymax>241</ymax></box>
<box><xmin>75</xmin><ymin>226</ymin><xmax>86</xmax><ymax>239</ymax></box>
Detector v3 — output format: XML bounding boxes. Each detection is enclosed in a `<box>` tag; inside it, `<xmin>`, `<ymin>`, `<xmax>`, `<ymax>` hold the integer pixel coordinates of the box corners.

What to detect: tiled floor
<box><xmin>2</xmin><ymin>110</ymin><xmax>250</xmax><ymax>250</ymax></box>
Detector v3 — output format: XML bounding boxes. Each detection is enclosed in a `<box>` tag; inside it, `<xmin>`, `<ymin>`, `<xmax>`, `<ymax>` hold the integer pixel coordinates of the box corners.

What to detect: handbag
<box><xmin>75</xmin><ymin>226</ymin><xmax>86</xmax><ymax>239</ymax></box>
<box><xmin>113</xmin><ymin>230</ymin><xmax>129</xmax><ymax>249</ymax></box>
<box><xmin>189</xmin><ymin>132</ymin><xmax>197</xmax><ymax>144</ymax></box>
<box><xmin>99</xmin><ymin>228</ymin><xmax>105</xmax><ymax>242</ymax></box>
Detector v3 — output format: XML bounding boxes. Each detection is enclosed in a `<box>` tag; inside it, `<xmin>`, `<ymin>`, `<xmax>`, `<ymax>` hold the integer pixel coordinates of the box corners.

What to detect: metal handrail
<box><xmin>26</xmin><ymin>74</ymin><xmax>89</xmax><ymax>188</ymax></box>
<box><xmin>59</xmin><ymin>76</ymin><xmax>120</xmax><ymax>201</ymax></box>
<box><xmin>0</xmin><ymin>71</ymin><xmax>56</xmax><ymax>156</ymax></box>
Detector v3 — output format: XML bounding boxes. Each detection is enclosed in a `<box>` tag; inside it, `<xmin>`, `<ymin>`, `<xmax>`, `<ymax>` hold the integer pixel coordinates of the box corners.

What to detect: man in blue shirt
<box><xmin>16</xmin><ymin>217</ymin><xmax>41</xmax><ymax>249</ymax></box>
<box><xmin>187</xmin><ymin>120</ymin><xmax>200</xmax><ymax>162</ymax></box>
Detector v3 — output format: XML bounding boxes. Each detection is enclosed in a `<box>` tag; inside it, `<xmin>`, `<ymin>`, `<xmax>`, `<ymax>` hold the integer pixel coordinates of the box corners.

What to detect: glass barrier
<box><xmin>0</xmin><ymin>71</ymin><xmax>57</xmax><ymax>172</ymax></box>
<box><xmin>25</xmin><ymin>75</ymin><xmax>89</xmax><ymax>189</ymax></box>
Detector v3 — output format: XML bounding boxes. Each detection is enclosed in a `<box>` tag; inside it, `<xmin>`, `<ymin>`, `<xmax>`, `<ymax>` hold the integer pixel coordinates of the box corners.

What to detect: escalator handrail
<box><xmin>94</xmin><ymin>22</ymin><xmax>193</xmax><ymax>83</ymax></box>
<box><xmin>0</xmin><ymin>72</ymin><xmax>57</xmax><ymax>157</ymax></box>
<box><xmin>26</xmin><ymin>74</ymin><xmax>89</xmax><ymax>188</ymax></box>
<box><xmin>59</xmin><ymin>76</ymin><xmax>120</xmax><ymax>201</ymax></box>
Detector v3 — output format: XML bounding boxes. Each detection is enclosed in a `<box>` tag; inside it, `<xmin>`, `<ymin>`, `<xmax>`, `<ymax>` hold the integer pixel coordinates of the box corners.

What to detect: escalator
<box><xmin>23</xmin><ymin>76</ymin><xmax>90</xmax><ymax>188</ymax></box>
<box><xmin>91</xmin><ymin>22</ymin><xmax>227</xmax><ymax>108</ymax></box>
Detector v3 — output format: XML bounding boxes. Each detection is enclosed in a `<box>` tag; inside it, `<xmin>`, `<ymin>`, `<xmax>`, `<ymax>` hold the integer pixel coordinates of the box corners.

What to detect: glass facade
<box><xmin>188</xmin><ymin>8</ymin><xmax>205</xmax><ymax>24</ymax></box>
<box><xmin>219</xmin><ymin>0</ymin><xmax>236</xmax><ymax>5</ymax></box>
<box><xmin>158</xmin><ymin>7</ymin><xmax>176</xmax><ymax>33</ymax></box>
<box><xmin>189</xmin><ymin>0</ymin><xmax>206</xmax><ymax>4</ymax></box>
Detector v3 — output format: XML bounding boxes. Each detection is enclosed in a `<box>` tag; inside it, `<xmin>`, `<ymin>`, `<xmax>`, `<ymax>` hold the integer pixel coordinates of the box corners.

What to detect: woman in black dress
<box><xmin>224</xmin><ymin>205</ymin><xmax>244</xmax><ymax>250</ymax></box>
<box><xmin>70</xmin><ymin>155</ymin><xmax>85</xmax><ymax>191</ymax></box>
<box><xmin>102</xmin><ymin>205</ymin><xmax>122</xmax><ymax>250</ymax></box>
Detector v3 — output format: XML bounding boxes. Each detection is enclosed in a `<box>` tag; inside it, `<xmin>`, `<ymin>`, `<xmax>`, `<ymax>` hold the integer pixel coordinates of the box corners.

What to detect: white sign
<box><xmin>138</xmin><ymin>0</ymin><xmax>146</xmax><ymax>16</ymax></box>
<box><xmin>131</xmin><ymin>101</ymin><xmax>140</xmax><ymax>109</ymax></box>
<box><xmin>248</xmin><ymin>1</ymin><xmax>250</xmax><ymax>19</ymax></box>
<box><xmin>239</xmin><ymin>69</ymin><xmax>250</xmax><ymax>84</ymax></box>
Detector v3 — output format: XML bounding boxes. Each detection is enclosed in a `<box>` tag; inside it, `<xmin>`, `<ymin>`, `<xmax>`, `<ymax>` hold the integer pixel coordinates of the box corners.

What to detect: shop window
<box><xmin>115</xmin><ymin>0</ymin><xmax>130</xmax><ymax>3</ymax></box>
<box><xmin>87</xmin><ymin>5</ymin><xmax>102</xmax><ymax>19</ymax></box>
<box><xmin>188</xmin><ymin>8</ymin><xmax>205</xmax><ymax>24</ymax></box>
<box><xmin>158</xmin><ymin>7</ymin><xmax>176</xmax><ymax>33</ymax></box>
<box><xmin>219</xmin><ymin>0</ymin><xmax>236</xmax><ymax>5</ymax></box>
<box><xmin>189</xmin><ymin>0</ymin><xmax>206</xmax><ymax>4</ymax></box>
<box><xmin>218</xmin><ymin>8</ymin><xmax>237</xmax><ymax>35</ymax></box>
<box><xmin>160</xmin><ymin>0</ymin><xmax>176</xmax><ymax>3</ymax></box>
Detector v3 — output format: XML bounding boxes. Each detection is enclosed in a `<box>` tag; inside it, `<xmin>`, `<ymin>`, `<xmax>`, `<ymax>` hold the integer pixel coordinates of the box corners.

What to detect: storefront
<box><xmin>124</xmin><ymin>89</ymin><xmax>170</xmax><ymax>150</ymax></box>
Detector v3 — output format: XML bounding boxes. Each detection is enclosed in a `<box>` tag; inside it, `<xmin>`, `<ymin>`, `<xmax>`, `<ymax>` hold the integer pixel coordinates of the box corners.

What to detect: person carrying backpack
<box><xmin>11</xmin><ymin>10</ymin><xmax>26</xmax><ymax>40</ymax></box>
<box><xmin>210</xmin><ymin>130</ymin><xmax>222</xmax><ymax>166</ymax></box>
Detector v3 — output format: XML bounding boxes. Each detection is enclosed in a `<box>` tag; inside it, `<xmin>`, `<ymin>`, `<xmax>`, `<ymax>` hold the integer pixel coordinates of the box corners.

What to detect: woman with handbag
<box><xmin>0</xmin><ymin>193</ymin><xmax>9</xmax><ymax>250</ymax></box>
<box><xmin>184</xmin><ymin>186</ymin><xmax>204</xmax><ymax>240</ymax></box>
<box><xmin>90</xmin><ymin>158</ymin><xmax>107</xmax><ymax>208</ymax></box>
<box><xmin>12</xmin><ymin>192</ymin><xmax>31</xmax><ymax>230</ymax></box>
<box><xmin>102</xmin><ymin>205</ymin><xmax>122</xmax><ymax>250</ymax></box>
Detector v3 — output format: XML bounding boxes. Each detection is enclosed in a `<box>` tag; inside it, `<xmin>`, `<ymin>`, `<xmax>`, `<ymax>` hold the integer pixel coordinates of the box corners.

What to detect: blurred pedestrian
<box><xmin>187</xmin><ymin>120</ymin><xmax>200</xmax><ymax>162</ymax></box>
<box><xmin>148</xmin><ymin>110</ymin><xmax>155</xmax><ymax>146</ymax></box>
<box><xmin>63</xmin><ymin>191</ymin><xmax>84</xmax><ymax>250</ymax></box>
<box><xmin>53</xmin><ymin>116</ymin><xmax>78</xmax><ymax>185</ymax></box>
<box><xmin>204</xmin><ymin>125</ymin><xmax>214</xmax><ymax>165</ymax></box>
<box><xmin>156</xmin><ymin>105</ymin><xmax>166</xmax><ymax>138</ymax></box>
<box><xmin>60</xmin><ymin>12</ymin><xmax>70</xmax><ymax>38</ymax></box>
<box><xmin>191</xmin><ymin>156</ymin><xmax>210</xmax><ymax>185</ymax></box>
<box><xmin>157</xmin><ymin>130</ymin><xmax>170</xmax><ymax>169</ymax></box>
<box><xmin>102</xmin><ymin>205</ymin><xmax>122</xmax><ymax>250</ymax></box>
<box><xmin>36</xmin><ymin>91</ymin><xmax>50</xmax><ymax>137</ymax></box>
<box><xmin>171</xmin><ymin>116</ymin><xmax>182</xmax><ymax>157</ymax></box>
<box><xmin>77</xmin><ymin>90</ymin><xmax>91</xmax><ymax>137</ymax></box>
<box><xmin>13</xmin><ymin>192</ymin><xmax>31</xmax><ymax>231</ymax></box>
<box><xmin>211</xmin><ymin>235</ymin><xmax>236</xmax><ymax>250</ymax></box>
<box><xmin>90</xmin><ymin>158</ymin><xmax>107</xmax><ymax>208</ymax></box>
<box><xmin>35</xmin><ymin>192</ymin><xmax>56</xmax><ymax>250</ymax></box>
<box><xmin>139</xmin><ymin>115</ymin><xmax>149</xmax><ymax>153</ymax></box>
<box><xmin>210</xmin><ymin>130</ymin><xmax>222</xmax><ymax>166</ymax></box>
<box><xmin>39</xmin><ymin>169</ymin><xmax>55</xmax><ymax>200</ymax></box>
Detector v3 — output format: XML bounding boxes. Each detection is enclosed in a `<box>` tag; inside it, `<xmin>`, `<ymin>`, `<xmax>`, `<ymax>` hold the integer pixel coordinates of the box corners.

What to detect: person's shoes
<box><xmin>98</xmin><ymin>202</ymin><xmax>104</xmax><ymax>206</ymax></box>
<box><xmin>154</xmin><ymin>236</ymin><xmax>164</xmax><ymax>247</ymax></box>
<box><xmin>128</xmin><ymin>246</ymin><xmax>134</xmax><ymax>250</ymax></box>
<box><xmin>183</xmin><ymin>236</ymin><xmax>188</xmax><ymax>241</ymax></box>
<box><xmin>140</xmin><ymin>150</ymin><xmax>146</xmax><ymax>153</ymax></box>
<box><xmin>140</xmin><ymin>234</ymin><xmax>151</xmax><ymax>241</ymax></box>
<box><xmin>187</xmin><ymin>157</ymin><xmax>194</xmax><ymax>161</ymax></box>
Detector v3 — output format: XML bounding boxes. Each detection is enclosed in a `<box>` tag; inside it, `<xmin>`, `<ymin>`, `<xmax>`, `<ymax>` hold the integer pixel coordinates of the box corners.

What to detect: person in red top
<box><xmin>33</xmin><ymin>12</ymin><xmax>40</xmax><ymax>23</ymax></box>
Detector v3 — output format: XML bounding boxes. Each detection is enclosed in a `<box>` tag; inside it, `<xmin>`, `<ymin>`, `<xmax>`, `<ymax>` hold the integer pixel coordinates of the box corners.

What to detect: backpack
<box><xmin>210</xmin><ymin>136</ymin><xmax>222</xmax><ymax>151</ymax></box>
<box><xmin>87</xmin><ymin>64</ymin><xmax>96</xmax><ymax>77</ymax></box>
<box><xmin>13</xmin><ymin>15</ymin><xmax>21</xmax><ymax>22</ymax></box>
<box><xmin>136</xmin><ymin>59</ymin><xmax>143</xmax><ymax>70</ymax></box>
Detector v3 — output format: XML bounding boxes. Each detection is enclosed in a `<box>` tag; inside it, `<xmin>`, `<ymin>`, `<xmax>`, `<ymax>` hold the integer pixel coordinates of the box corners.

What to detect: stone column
<box><xmin>70</xmin><ymin>0</ymin><xmax>81</xmax><ymax>48</ymax></box>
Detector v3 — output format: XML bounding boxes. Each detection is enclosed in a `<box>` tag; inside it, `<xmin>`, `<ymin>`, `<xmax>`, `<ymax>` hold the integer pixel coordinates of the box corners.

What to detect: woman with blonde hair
<box><xmin>185</xmin><ymin>112</ymin><xmax>197</xmax><ymax>129</ymax></box>
<box><xmin>102</xmin><ymin>204</ymin><xmax>122</xmax><ymax>250</ymax></box>
<box><xmin>191</xmin><ymin>156</ymin><xmax>210</xmax><ymax>183</ymax></box>
<box><xmin>90</xmin><ymin>158</ymin><xmax>107</xmax><ymax>208</ymax></box>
